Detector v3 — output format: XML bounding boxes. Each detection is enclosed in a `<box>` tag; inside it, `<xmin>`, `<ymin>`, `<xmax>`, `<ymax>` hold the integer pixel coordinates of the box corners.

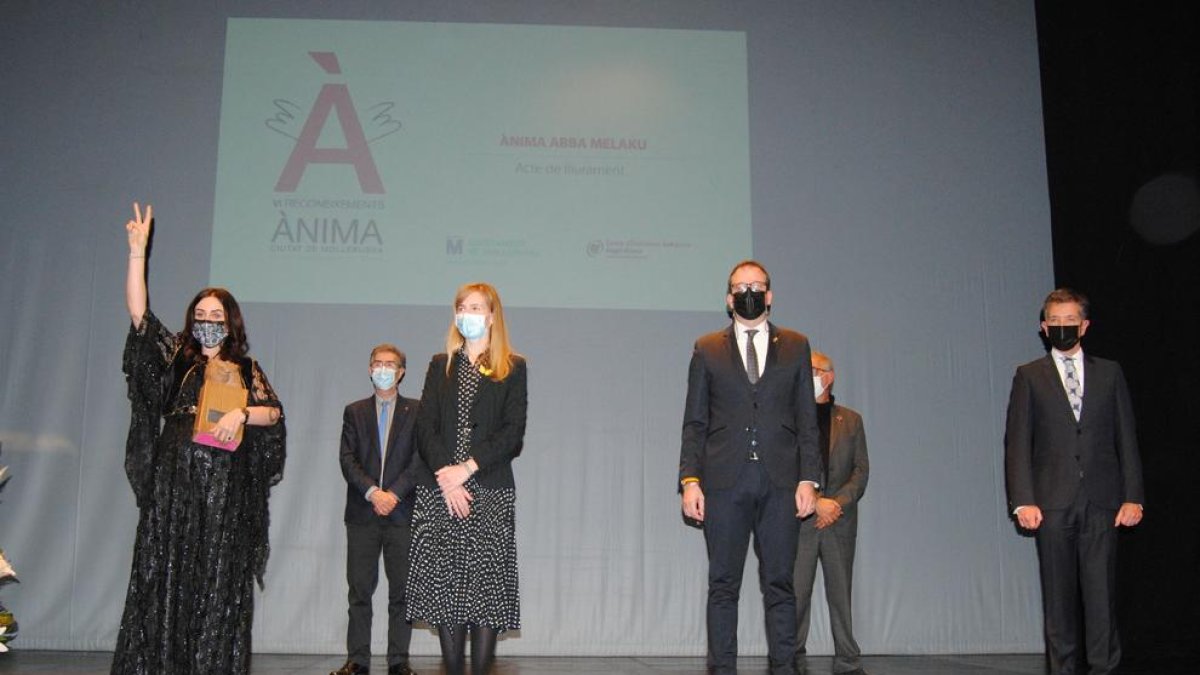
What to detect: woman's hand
<box><xmin>125</xmin><ymin>202</ymin><xmax>152</xmax><ymax>326</ymax></box>
<box><xmin>442</xmin><ymin>485</ymin><xmax>473</xmax><ymax>519</ymax></box>
<box><xmin>126</xmin><ymin>202</ymin><xmax>152</xmax><ymax>254</ymax></box>
<box><xmin>210</xmin><ymin>408</ymin><xmax>247</xmax><ymax>444</ymax></box>
<box><xmin>435</xmin><ymin>461</ymin><xmax>473</xmax><ymax>493</ymax></box>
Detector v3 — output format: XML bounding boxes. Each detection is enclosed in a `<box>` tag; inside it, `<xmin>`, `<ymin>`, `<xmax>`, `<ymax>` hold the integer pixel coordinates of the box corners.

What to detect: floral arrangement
<box><xmin>0</xmin><ymin>445</ymin><xmax>16</xmax><ymax>652</ymax></box>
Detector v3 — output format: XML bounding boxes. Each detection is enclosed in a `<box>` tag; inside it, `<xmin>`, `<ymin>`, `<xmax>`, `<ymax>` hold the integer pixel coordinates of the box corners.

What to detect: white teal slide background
<box><xmin>213</xmin><ymin>19</ymin><xmax>750</xmax><ymax>309</ymax></box>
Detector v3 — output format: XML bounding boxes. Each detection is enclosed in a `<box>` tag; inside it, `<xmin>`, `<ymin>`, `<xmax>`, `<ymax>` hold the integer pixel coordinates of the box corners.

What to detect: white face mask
<box><xmin>813</xmin><ymin>375</ymin><xmax>826</xmax><ymax>399</ymax></box>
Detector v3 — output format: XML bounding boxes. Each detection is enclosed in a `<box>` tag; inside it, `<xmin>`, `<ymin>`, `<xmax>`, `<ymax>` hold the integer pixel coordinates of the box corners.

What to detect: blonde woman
<box><xmin>407</xmin><ymin>283</ymin><xmax>527</xmax><ymax>675</ymax></box>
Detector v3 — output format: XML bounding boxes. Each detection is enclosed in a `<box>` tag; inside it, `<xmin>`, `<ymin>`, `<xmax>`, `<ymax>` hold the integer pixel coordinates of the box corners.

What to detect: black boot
<box><xmin>469</xmin><ymin>624</ymin><xmax>498</xmax><ymax>675</ymax></box>
<box><xmin>437</xmin><ymin>624</ymin><xmax>467</xmax><ymax>675</ymax></box>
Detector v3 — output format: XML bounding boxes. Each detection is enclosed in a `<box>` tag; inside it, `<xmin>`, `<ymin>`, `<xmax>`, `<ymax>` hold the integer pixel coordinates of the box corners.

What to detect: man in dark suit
<box><xmin>680</xmin><ymin>260</ymin><xmax>822</xmax><ymax>675</ymax></box>
<box><xmin>793</xmin><ymin>351</ymin><xmax>870</xmax><ymax>675</ymax></box>
<box><xmin>1004</xmin><ymin>288</ymin><xmax>1144</xmax><ymax>675</ymax></box>
<box><xmin>332</xmin><ymin>344</ymin><xmax>422</xmax><ymax>675</ymax></box>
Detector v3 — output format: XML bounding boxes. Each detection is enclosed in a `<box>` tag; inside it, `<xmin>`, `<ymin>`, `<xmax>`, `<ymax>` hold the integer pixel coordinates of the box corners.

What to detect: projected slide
<box><xmin>211</xmin><ymin>19</ymin><xmax>750</xmax><ymax>310</ymax></box>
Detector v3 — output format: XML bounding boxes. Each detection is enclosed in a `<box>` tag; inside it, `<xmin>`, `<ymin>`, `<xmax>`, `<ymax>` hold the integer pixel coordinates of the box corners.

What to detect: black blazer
<box><xmin>339</xmin><ymin>394</ymin><xmax>422</xmax><ymax>524</ymax></box>
<box><xmin>823</xmin><ymin>403</ymin><xmax>869</xmax><ymax>518</ymax></box>
<box><xmin>416</xmin><ymin>352</ymin><xmax>528</xmax><ymax>490</ymax></box>
<box><xmin>1004</xmin><ymin>353</ymin><xmax>1144</xmax><ymax>511</ymax></box>
<box><xmin>679</xmin><ymin>322</ymin><xmax>822</xmax><ymax>490</ymax></box>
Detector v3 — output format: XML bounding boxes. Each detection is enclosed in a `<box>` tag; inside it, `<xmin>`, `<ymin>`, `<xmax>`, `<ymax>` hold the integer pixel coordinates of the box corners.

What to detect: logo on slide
<box><xmin>265</xmin><ymin>52</ymin><xmax>402</xmax><ymax>194</ymax></box>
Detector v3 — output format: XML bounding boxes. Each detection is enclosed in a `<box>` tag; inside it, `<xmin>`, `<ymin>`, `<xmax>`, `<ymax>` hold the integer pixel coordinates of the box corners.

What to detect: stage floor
<box><xmin>0</xmin><ymin>651</ymin><xmax>1056</xmax><ymax>674</ymax></box>
<box><xmin>7</xmin><ymin>650</ymin><xmax>1189</xmax><ymax>674</ymax></box>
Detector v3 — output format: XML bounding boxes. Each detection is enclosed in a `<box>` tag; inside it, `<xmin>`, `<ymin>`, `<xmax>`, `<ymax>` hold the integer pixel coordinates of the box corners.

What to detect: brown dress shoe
<box><xmin>330</xmin><ymin>661</ymin><xmax>369</xmax><ymax>675</ymax></box>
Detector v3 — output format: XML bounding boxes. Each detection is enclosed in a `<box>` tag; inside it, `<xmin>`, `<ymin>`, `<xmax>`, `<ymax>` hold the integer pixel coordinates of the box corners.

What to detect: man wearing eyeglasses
<box><xmin>679</xmin><ymin>260</ymin><xmax>822</xmax><ymax>675</ymax></box>
<box><xmin>1004</xmin><ymin>288</ymin><xmax>1144</xmax><ymax>675</ymax></box>
<box><xmin>333</xmin><ymin>344</ymin><xmax>422</xmax><ymax>675</ymax></box>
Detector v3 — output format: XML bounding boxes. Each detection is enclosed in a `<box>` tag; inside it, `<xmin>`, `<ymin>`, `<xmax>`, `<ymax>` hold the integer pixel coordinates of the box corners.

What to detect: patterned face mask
<box><xmin>192</xmin><ymin>320</ymin><xmax>229</xmax><ymax>348</ymax></box>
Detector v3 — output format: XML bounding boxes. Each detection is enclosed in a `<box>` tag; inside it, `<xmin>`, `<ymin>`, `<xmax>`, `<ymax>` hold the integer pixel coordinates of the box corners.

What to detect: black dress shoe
<box><xmin>330</xmin><ymin>661</ymin><xmax>369</xmax><ymax>675</ymax></box>
<box><xmin>387</xmin><ymin>664</ymin><xmax>416</xmax><ymax>675</ymax></box>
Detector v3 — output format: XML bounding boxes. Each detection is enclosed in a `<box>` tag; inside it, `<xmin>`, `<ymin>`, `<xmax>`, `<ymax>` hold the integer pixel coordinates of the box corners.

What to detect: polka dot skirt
<box><xmin>407</xmin><ymin>349</ymin><xmax>520</xmax><ymax>630</ymax></box>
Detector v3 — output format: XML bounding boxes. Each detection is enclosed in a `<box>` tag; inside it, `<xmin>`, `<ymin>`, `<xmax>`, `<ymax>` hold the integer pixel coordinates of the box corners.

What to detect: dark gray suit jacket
<box><xmin>1004</xmin><ymin>353</ymin><xmax>1144</xmax><ymax>511</ymax></box>
<box><xmin>822</xmin><ymin>403</ymin><xmax>869</xmax><ymax>517</ymax></box>
<box><xmin>679</xmin><ymin>322</ymin><xmax>822</xmax><ymax>490</ymax></box>
<box><xmin>339</xmin><ymin>394</ymin><xmax>422</xmax><ymax>524</ymax></box>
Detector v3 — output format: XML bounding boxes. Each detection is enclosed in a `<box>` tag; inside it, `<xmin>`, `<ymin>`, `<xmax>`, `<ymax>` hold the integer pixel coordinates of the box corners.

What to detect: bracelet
<box><xmin>241</xmin><ymin>407</ymin><xmax>250</xmax><ymax>424</ymax></box>
<box><xmin>130</xmin><ymin>254</ymin><xmax>146</xmax><ymax>259</ymax></box>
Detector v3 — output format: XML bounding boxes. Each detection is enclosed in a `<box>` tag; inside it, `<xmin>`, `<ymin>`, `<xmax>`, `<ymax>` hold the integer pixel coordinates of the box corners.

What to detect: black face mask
<box><xmin>731</xmin><ymin>289</ymin><xmax>767</xmax><ymax>321</ymax></box>
<box><xmin>1045</xmin><ymin>324</ymin><xmax>1080</xmax><ymax>351</ymax></box>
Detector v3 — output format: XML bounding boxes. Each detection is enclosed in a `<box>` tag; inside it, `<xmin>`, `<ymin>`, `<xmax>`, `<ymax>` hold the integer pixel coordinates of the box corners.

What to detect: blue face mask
<box><xmin>370</xmin><ymin>367</ymin><xmax>397</xmax><ymax>390</ymax></box>
<box><xmin>192</xmin><ymin>320</ymin><xmax>228</xmax><ymax>349</ymax></box>
<box><xmin>455</xmin><ymin>312</ymin><xmax>488</xmax><ymax>340</ymax></box>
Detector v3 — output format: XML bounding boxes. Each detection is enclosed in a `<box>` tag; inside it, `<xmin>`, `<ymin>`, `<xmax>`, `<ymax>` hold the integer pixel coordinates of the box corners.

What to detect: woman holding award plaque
<box><xmin>112</xmin><ymin>202</ymin><xmax>286</xmax><ymax>675</ymax></box>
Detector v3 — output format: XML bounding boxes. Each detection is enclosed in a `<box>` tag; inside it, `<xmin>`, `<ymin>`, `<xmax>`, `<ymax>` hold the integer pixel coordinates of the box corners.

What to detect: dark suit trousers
<box><xmin>346</xmin><ymin>516</ymin><xmax>414</xmax><ymax>667</ymax></box>
<box><xmin>1036</xmin><ymin>490</ymin><xmax>1120</xmax><ymax>675</ymax></box>
<box><xmin>793</xmin><ymin>516</ymin><xmax>862</xmax><ymax>674</ymax></box>
<box><xmin>704</xmin><ymin>461</ymin><xmax>800</xmax><ymax>675</ymax></box>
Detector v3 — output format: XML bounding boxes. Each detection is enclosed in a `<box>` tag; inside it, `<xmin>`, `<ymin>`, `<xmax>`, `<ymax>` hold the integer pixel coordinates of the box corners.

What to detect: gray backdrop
<box><xmin>0</xmin><ymin>0</ymin><xmax>1052</xmax><ymax>657</ymax></box>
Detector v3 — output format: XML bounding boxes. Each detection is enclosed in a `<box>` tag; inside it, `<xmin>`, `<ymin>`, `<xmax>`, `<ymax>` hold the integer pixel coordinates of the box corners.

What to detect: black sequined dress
<box><xmin>111</xmin><ymin>310</ymin><xmax>286</xmax><ymax>675</ymax></box>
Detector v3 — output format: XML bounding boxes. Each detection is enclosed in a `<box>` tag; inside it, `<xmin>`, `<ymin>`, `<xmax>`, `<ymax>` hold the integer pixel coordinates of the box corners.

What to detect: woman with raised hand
<box><xmin>112</xmin><ymin>202</ymin><xmax>286</xmax><ymax>675</ymax></box>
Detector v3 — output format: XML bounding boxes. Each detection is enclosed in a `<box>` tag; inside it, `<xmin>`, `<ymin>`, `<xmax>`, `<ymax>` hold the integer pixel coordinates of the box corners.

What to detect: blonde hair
<box><xmin>444</xmin><ymin>282</ymin><xmax>517</xmax><ymax>381</ymax></box>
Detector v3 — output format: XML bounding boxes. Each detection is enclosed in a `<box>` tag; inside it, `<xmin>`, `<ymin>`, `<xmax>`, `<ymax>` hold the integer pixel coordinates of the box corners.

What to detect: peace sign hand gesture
<box><xmin>126</xmin><ymin>202</ymin><xmax>153</xmax><ymax>254</ymax></box>
<box><xmin>125</xmin><ymin>202</ymin><xmax>153</xmax><ymax>326</ymax></box>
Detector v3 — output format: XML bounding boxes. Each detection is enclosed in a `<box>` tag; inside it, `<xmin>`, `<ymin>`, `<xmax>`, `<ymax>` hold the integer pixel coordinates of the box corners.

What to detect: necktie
<box><xmin>378</xmin><ymin>400</ymin><xmax>390</xmax><ymax>465</ymax></box>
<box><xmin>1061</xmin><ymin>356</ymin><xmax>1082</xmax><ymax>421</ymax></box>
<box><xmin>745</xmin><ymin>329</ymin><xmax>760</xmax><ymax>384</ymax></box>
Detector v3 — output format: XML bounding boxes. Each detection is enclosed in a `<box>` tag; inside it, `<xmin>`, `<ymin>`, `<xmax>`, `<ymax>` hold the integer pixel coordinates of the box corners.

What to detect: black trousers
<box><xmin>704</xmin><ymin>460</ymin><xmax>800</xmax><ymax>675</ymax></box>
<box><xmin>1036</xmin><ymin>490</ymin><xmax>1120</xmax><ymax>675</ymax></box>
<box><xmin>346</xmin><ymin>515</ymin><xmax>414</xmax><ymax>667</ymax></box>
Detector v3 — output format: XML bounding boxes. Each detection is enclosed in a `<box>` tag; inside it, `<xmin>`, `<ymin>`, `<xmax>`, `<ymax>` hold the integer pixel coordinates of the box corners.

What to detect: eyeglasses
<box><xmin>812</xmin><ymin>366</ymin><xmax>832</xmax><ymax>375</ymax></box>
<box><xmin>731</xmin><ymin>282</ymin><xmax>768</xmax><ymax>294</ymax></box>
<box><xmin>370</xmin><ymin>361</ymin><xmax>401</xmax><ymax>370</ymax></box>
